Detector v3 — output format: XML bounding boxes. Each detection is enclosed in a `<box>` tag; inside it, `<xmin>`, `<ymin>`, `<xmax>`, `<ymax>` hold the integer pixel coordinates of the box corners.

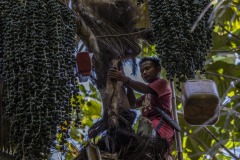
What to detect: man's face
<box><xmin>140</xmin><ymin>61</ymin><xmax>161</xmax><ymax>83</ymax></box>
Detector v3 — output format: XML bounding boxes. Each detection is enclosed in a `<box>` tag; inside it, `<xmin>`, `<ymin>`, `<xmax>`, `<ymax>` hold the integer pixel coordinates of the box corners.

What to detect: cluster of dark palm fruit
<box><xmin>0</xmin><ymin>17</ymin><xmax>3</xmax><ymax>80</ymax></box>
<box><xmin>0</xmin><ymin>0</ymin><xmax>14</xmax><ymax>80</ymax></box>
<box><xmin>2</xmin><ymin>0</ymin><xmax>79</xmax><ymax>159</ymax></box>
<box><xmin>148</xmin><ymin>0</ymin><xmax>213</xmax><ymax>90</ymax></box>
<box><xmin>137</xmin><ymin>0</ymin><xmax>144</xmax><ymax>5</ymax></box>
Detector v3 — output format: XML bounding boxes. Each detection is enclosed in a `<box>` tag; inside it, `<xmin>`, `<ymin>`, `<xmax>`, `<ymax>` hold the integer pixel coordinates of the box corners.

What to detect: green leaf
<box><xmin>65</xmin><ymin>152</ymin><xmax>76</xmax><ymax>160</ymax></box>
<box><xmin>215</xmin><ymin>153</ymin><xmax>231</xmax><ymax>160</ymax></box>
<box><xmin>83</xmin><ymin>100</ymin><xmax>101</xmax><ymax>116</ymax></box>
<box><xmin>78</xmin><ymin>84</ymin><xmax>87</xmax><ymax>93</ymax></box>
<box><xmin>70</xmin><ymin>126</ymin><xmax>82</xmax><ymax>142</ymax></box>
<box><xmin>206</xmin><ymin>61</ymin><xmax>240</xmax><ymax>98</ymax></box>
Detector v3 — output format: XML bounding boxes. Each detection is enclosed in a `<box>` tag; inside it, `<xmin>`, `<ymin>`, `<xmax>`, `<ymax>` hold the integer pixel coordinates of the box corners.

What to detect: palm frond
<box><xmin>58</xmin><ymin>0</ymin><xmax>144</xmax><ymax>88</ymax></box>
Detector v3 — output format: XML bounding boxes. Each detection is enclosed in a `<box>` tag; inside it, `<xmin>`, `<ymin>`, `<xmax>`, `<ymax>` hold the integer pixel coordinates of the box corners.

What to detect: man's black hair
<box><xmin>139</xmin><ymin>57</ymin><xmax>161</xmax><ymax>68</ymax></box>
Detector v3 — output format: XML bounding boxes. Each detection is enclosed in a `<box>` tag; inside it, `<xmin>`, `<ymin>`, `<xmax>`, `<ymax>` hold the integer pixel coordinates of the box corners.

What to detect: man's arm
<box><xmin>108</xmin><ymin>68</ymin><xmax>157</xmax><ymax>95</ymax></box>
<box><xmin>126</xmin><ymin>77</ymin><xmax>157</xmax><ymax>95</ymax></box>
<box><xmin>126</xmin><ymin>86</ymin><xmax>136</xmax><ymax>106</ymax></box>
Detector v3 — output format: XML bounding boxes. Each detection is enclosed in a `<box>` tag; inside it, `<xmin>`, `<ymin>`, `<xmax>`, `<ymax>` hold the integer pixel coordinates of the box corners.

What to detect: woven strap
<box><xmin>156</xmin><ymin>119</ymin><xmax>164</xmax><ymax>131</ymax></box>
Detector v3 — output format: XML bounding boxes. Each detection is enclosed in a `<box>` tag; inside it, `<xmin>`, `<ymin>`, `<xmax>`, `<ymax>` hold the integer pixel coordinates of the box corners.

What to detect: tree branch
<box><xmin>210</xmin><ymin>47</ymin><xmax>240</xmax><ymax>53</ymax></box>
<box><xmin>189</xmin><ymin>134</ymin><xmax>209</xmax><ymax>150</ymax></box>
<box><xmin>203</xmin><ymin>127</ymin><xmax>239</xmax><ymax>159</ymax></box>
<box><xmin>222</xmin><ymin>106</ymin><xmax>240</xmax><ymax>120</ymax></box>
<box><xmin>205</xmin><ymin>71</ymin><xmax>240</xmax><ymax>81</ymax></box>
<box><xmin>95</xmin><ymin>29</ymin><xmax>149</xmax><ymax>38</ymax></box>
<box><xmin>218</xmin><ymin>22</ymin><xmax>240</xmax><ymax>41</ymax></box>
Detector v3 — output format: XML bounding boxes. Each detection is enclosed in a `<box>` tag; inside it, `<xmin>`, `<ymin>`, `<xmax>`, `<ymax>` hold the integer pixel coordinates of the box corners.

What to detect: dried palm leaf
<box><xmin>86</xmin><ymin>142</ymin><xmax>102</xmax><ymax>160</ymax></box>
<box><xmin>58</xmin><ymin>0</ymin><xmax>142</xmax><ymax>88</ymax></box>
<box><xmin>59</xmin><ymin>0</ymin><xmax>154</xmax><ymax>88</ymax></box>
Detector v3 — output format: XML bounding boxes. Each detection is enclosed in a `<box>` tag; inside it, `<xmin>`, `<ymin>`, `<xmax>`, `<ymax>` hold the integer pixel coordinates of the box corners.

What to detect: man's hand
<box><xmin>108</xmin><ymin>68</ymin><xmax>129</xmax><ymax>83</ymax></box>
<box><xmin>108</xmin><ymin>68</ymin><xmax>156</xmax><ymax>95</ymax></box>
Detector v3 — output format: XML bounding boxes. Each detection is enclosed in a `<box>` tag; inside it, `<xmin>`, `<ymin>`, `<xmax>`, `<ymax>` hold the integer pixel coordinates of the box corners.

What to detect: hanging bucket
<box><xmin>181</xmin><ymin>80</ymin><xmax>220</xmax><ymax>125</ymax></box>
<box><xmin>76</xmin><ymin>52</ymin><xmax>92</xmax><ymax>82</ymax></box>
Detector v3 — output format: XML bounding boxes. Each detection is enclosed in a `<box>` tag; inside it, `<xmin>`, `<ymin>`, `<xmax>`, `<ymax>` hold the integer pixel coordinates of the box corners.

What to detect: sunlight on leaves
<box><xmin>78</xmin><ymin>84</ymin><xmax>87</xmax><ymax>93</ymax></box>
<box><xmin>141</xmin><ymin>42</ymin><xmax>156</xmax><ymax>56</ymax></box>
<box><xmin>189</xmin><ymin>129</ymin><xmax>192</xmax><ymax>134</ymax></box>
<box><xmin>182</xmin><ymin>153</ymin><xmax>191</xmax><ymax>160</ymax></box>
<box><xmin>70</xmin><ymin>126</ymin><xmax>82</xmax><ymax>142</ymax></box>
<box><xmin>178</xmin><ymin>103</ymin><xmax>182</xmax><ymax>110</ymax></box>
<box><xmin>66</xmin><ymin>142</ymin><xmax>79</xmax><ymax>157</ymax></box>
<box><xmin>217</xmin><ymin>68</ymin><xmax>224</xmax><ymax>74</ymax></box>
<box><xmin>225</xmin><ymin>140</ymin><xmax>239</xmax><ymax>149</ymax></box>
<box><xmin>81</xmin><ymin>116</ymin><xmax>93</xmax><ymax>126</ymax></box>
<box><xmin>65</xmin><ymin>153</ymin><xmax>75</xmax><ymax>160</ymax></box>
<box><xmin>216</xmin><ymin>153</ymin><xmax>231</xmax><ymax>160</ymax></box>
<box><xmin>231</xmin><ymin>41</ymin><xmax>237</xmax><ymax>48</ymax></box>
<box><xmin>198</xmin><ymin>145</ymin><xmax>204</xmax><ymax>152</ymax></box>
<box><xmin>183</xmin><ymin>136</ymin><xmax>188</xmax><ymax>148</ymax></box>
<box><xmin>227</xmin><ymin>91</ymin><xmax>235</xmax><ymax>97</ymax></box>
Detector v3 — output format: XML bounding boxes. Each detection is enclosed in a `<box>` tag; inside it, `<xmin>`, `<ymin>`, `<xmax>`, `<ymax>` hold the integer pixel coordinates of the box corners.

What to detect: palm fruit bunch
<box><xmin>0</xmin><ymin>17</ymin><xmax>3</xmax><ymax>80</ymax></box>
<box><xmin>1</xmin><ymin>0</ymin><xmax>79</xmax><ymax>159</ymax></box>
<box><xmin>148</xmin><ymin>0</ymin><xmax>213</xmax><ymax>90</ymax></box>
<box><xmin>137</xmin><ymin>0</ymin><xmax>144</xmax><ymax>5</ymax></box>
<box><xmin>0</xmin><ymin>0</ymin><xmax>14</xmax><ymax>80</ymax></box>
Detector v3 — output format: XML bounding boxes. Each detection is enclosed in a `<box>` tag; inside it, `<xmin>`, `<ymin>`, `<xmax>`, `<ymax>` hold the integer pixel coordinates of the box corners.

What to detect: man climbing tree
<box><xmin>108</xmin><ymin>57</ymin><xmax>174</xmax><ymax>160</ymax></box>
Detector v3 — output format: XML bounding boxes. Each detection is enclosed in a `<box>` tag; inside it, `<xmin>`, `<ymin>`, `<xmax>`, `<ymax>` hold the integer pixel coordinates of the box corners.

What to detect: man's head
<box><xmin>139</xmin><ymin>57</ymin><xmax>161</xmax><ymax>83</ymax></box>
